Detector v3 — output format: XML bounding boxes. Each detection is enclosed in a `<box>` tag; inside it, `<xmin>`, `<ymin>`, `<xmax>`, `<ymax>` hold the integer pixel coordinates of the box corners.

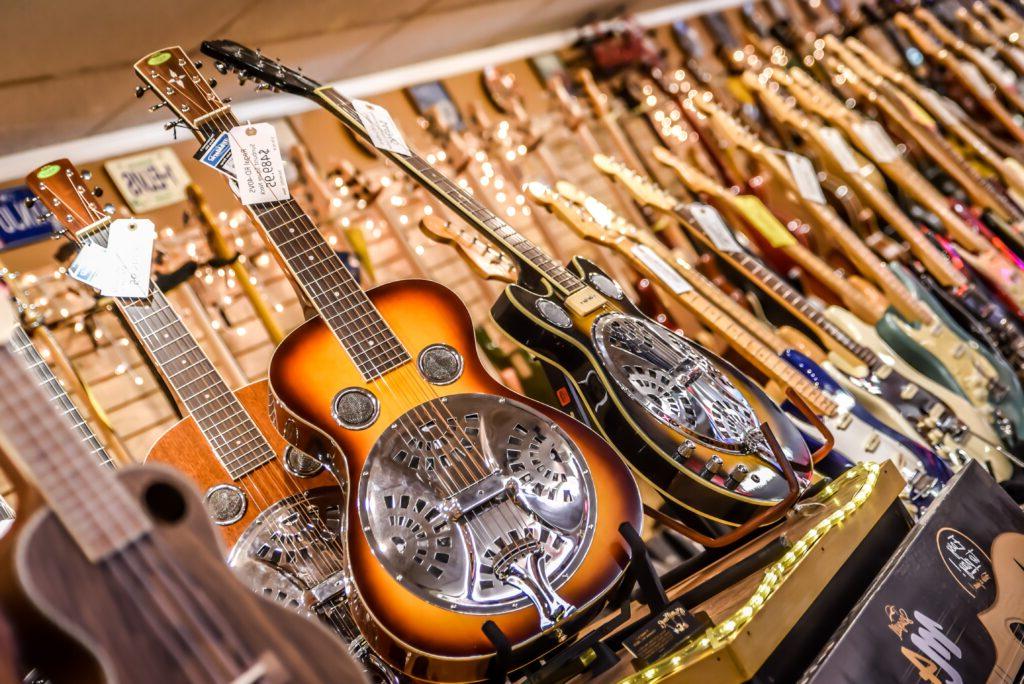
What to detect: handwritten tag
<box><xmin>689</xmin><ymin>203</ymin><xmax>742</xmax><ymax>253</ymax></box>
<box><xmin>227</xmin><ymin>123</ymin><xmax>290</xmax><ymax>205</ymax></box>
<box><xmin>630</xmin><ymin>244</ymin><xmax>692</xmax><ymax>294</ymax></box>
<box><xmin>352</xmin><ymin>99</ymin><xmax>411</xmax><ymax>156</ymax></box>
<box><xmin>785</xmin><ymin>152</ymin><xmax>827</xmax><ymax>205</ymax></box>
<box><xmin>733</xmin><ymin>195</ymin><xmax>797</xmax><ymax>248</ymax></box>
<box><xmin>853</xmin><ymin>121</ymin><xmax>901</xmax><ymax>164</ymax></box>
<box><xmin>105</xmin><ymin>219</ymin><xmax>155</xmax><ymax>298</ymax></box>
<box><xmin>818</xmin><ymin>127</ymin><xmax>861</xmax><ymax>174</ymax></box>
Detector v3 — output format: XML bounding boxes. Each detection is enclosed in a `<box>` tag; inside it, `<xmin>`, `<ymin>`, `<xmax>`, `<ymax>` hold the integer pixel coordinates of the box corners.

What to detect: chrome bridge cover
<box><xmin>227</xmin><ymin>487</ymin><xmax>348</xmax><ymax>626</ymax></box>
<box><xmin>593</xmin><ymin>313</ymin><xmax>762</xmax><ymax>450</ymax></box>
<box><xmin>358</xmin><ymin>393</ymin><xmax>596</xmax><ymax>620</ymax></box>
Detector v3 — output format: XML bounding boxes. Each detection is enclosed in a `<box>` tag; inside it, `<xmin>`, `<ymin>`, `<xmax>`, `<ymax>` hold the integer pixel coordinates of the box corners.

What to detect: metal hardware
<box><xmin>283</xmin><ymin>445</ymin><xmax>324</xmax><ymax>478</ymax></box>
<box><xmin>332</xmin><ymin>387</ymin><xmax>379</xmax><ymax>430</ymax></box>
<box><xmin>417</xmin><ymin>343</ymin><xmax>464</xmax><ymax>385</ymax></box>
<box><xmin>204</xmin><ymin>484</ymin><xmax>246</xmax><ymax>525</ymax></box>
<box><xmin>588</xmin><ymin>272</ymin><xmax>623</xmax><ymax>299</ymax></box>
<box><xmin>536</xmin><ymin>298</ymin><xmax>572</xmax><ymax>328</ymax></box>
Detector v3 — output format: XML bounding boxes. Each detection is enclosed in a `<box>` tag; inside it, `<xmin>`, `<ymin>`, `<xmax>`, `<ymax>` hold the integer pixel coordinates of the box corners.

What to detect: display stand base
<box><xmin>552</xmin><ymin>462</ymin><xmax>909</xmax><ymax>683</ymax></box>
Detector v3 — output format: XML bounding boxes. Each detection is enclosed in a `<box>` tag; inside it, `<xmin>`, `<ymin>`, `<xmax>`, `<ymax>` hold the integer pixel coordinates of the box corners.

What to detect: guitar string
<box><xmin>56</xmin><ymin>175</ymin><xmax>356</xmax><ymax>639</ymax></box>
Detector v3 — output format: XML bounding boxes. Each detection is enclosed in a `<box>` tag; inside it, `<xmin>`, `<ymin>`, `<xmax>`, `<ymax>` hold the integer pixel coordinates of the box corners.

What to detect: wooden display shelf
<box><xmin>575</xmin><ymin>462</ymin><xmax>910</xmax><ymax>683</ymax></box>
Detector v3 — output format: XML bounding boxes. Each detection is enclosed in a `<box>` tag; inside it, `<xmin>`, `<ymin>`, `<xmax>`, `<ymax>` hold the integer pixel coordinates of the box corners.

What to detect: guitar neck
<box><xmin>196</xmin><ymin>112</ymin><xmax>412</xmax><ymax>381</ymax></box>
<box><xmin>9</xmin><ymin>325</ymin><xmax>115</xmax><ymax>470</ymax></box>
<box><xmin>314</xmin><ymin>86</ymin><xmax>586</xmax><ymax>295</ymax></box>
<box><xmin>0</xmin><ymin>340</ymin><xmax>150</xmax><ymax>562</ymax></box>
<box><xmin>80</xmin><ymin>219</ymin><xmax>276</xmax><ymax>480</ymax></box>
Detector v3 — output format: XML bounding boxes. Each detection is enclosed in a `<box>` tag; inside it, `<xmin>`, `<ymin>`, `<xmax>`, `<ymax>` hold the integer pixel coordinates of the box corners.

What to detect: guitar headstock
<box><xmin>912</xmin><ymin>7</ymin><xmax>962</xmax><ymax>47</ymax></box>
<box><xmin>554</xmin><ymin>181</ymin><xmax>638</xmax><ymax>240</ymax></box>
<box><xmin>526</xmin><ymin>182</ymin><xmax>619</xmax><ymax>246</ymax></box>
<box><xmin>892</xmin><ymin>13</ymin><xmax>943</xmax><ymax>56</ymax></box>
<box><xmin>743</xmin><ymin>70</ymin><xmax>812</xmax><ymax>130</ymax></box>
<box><xmin>200</xmin><ymin>40</ymin><xmax>322</xmax><ymax>97</ymax></box>
<box><xmin>25</xmin><ymin>160</ymin><xmax>109</xmax><ymax>242</ymax></box>
<box><xmin>651</xmin><ymin>146</ymin><xmax>722</xmax><ymax>197</ymax></box>
<box><xmin>784</xmin><ymin>67</ymin><xmax>848</xmax><ymax>120</ymax></box>
<box><xmin>690</xmin><ymin>93</ymin><xmax>763</xmax><ymax>153</ymax></box>
<box><xmin>134</xmin><ymin>47</ymin><xmax>225</xmax><ymax>131</ymax></box>
<box><xmin>418</xmin><ymin>215</ymin><xmax>515</xmax><ymax>283</ymax></box>
<box><xmin>592</xmin><ymin>154</ymin><xmax>677</xmax><ymax>211</ymax></box>
<box><xmin>577</xmin><ymin>69</ymin><xmax>610</xmax><ymax>117</ymax></box>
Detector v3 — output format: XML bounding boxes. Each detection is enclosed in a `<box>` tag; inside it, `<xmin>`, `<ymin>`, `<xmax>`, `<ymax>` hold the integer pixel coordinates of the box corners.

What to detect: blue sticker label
<box><xmin>194</xmin><ymin>132</ymin><xmax>236</xmax><ymax>179</ymax></box>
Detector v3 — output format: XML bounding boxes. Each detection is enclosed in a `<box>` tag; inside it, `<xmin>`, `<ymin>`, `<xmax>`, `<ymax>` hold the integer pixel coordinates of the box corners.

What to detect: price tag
<box><xmin>818</xmin><ymin>127</ymin><xmax>862</xmax><ymax>173</ymax></box>
<box><xmin>916</xmin><ymin>89</ymin><xmax>960</xmax><ymax>129</ymax></box>
<box><xmin>853</xmin><ymin>121</ymin><xmax>901</xmax><ymax>163</ymax></box>
<box><xmin>352</xmin><ymin>99</ymin><xmax>412</xmax><ymax>156</ymax></box>
<box><xmin>68</xmin><ymin>220</ymin><xmax>155</xmax><ymax>298</ymax></box>
<box><xmin>733</xmin><ymin>195</ymin><xmax>797</xmax><ymax>248</ymax></box>
<box><xmin>105</xmin><ymin>219</ymin><xmax>155</xmax><ymax>298</ymax></box>
<box><xmin>227</xmin><ymin>123</ymin><xmax>290</xmax><ymax>205</ymax></box>
<box><xmin>689</xmin><ymin>203</ymin><xmax>742</xmax><ymax>253</ymax></box>
<box><xmin>784</xmin><ymin>152</ymin><xmax>827</xmax><ymax>205</ymax></box>
<box><xmin>630</xmin><ymin>243</ymin><xmax>692</xmax><ymax>294</ymax></box>
<box><xmin>973</xmin><ymin>52</ymin><xmax>1016</xmax><ymax>87</ymax></box>
<box><xmin>960</xmin><ymin>62</ymin><xmax>995</xmax><ymax>100</ymax></box>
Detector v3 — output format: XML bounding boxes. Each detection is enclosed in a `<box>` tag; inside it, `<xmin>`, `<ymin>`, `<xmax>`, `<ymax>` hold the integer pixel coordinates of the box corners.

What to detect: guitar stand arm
<box><xmin>645</xmin><ymin>387</ymin><xmax>829</xmax><ymax>548</ymax></box>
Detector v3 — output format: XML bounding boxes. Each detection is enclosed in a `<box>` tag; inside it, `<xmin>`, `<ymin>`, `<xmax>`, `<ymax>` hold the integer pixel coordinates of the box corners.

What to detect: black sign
<box><xmin>802</xmin><ymin>462</ymin><xmax>1024</xmax><ymax>684</ymax></box>
<box><xmin>622</xmin><ymin>600</ymin><xmax>711</xmax><ymax>665</ymax></box>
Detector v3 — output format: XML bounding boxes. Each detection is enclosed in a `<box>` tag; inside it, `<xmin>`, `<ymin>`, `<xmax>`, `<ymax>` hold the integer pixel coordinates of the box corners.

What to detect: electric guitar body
<box><xmin>490</xmin><ymin>256</ymin><xmax>812</xmax><ymax>526</ymax></box>
<box><xmin>267</xmin><ymin>278</ymin><xmax>643</xmax><ymax>682</ymax></box>
<box><xmin>0</xmin><ymin>465</ymin><xmax>357</xmax><ymax>683</ymax></box>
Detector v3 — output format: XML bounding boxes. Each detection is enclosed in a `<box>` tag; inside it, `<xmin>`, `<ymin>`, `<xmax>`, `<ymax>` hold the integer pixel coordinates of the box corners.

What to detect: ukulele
<box><xmin>136</xmin><ymin>46</ymin><xmax>642</xmax><ymax>683</ymax></box>
<box><xmin>0</xmin><ymin>296</ymin><xmax>364</xmax><ymax>683</ymax></box>
<box><xmin>596</xmin><ymin>152</ymin><xmax>1019</xmax><ymax>481</ymax></box>
<box><xmin>25</xmin><ymin>159</ymin><xmax>396</xmax><ymax>674</ymax></box>
<box><xmin>201</xmin><ymin>40</ymin><xmax>815</xmax><ymax>543</ymax></box>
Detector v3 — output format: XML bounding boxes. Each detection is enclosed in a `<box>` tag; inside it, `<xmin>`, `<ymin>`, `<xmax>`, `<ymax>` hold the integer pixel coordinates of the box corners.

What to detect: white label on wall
<box><xmin>785</xmin><ymin>152</ymin><xmax>827</xmax><ymax>204</ymax></box>
<box><xmin>352</xmin><ymin>99</ymin><xmax>412</xmax><ymax>156</ymax></box>
<box><xmin>227</xmin><ymin>123</ymin><xmax>290</xmax><ymax>205</ymax></box>
<box><xmin>105</xmin><ymin>148</ymin><xmax>190</xmax><ymax>213</ymax></box>
<box><xmin>689</xmin><ymin>203</ymin><xmax>742</xmax><ymax>253</ymax></box>
<box><xmin>630</xmin><ymin>243</ymin><xmax>692</xmax><ymax>294</ymax></box>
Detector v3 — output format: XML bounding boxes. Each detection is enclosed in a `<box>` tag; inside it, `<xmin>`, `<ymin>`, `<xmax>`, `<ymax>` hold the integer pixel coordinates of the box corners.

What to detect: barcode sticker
<box><xmin>818</xmin><ymin>127</ymin><xmax>862</xmax><ymax>173</ymax></box>
<box><xmin>784</xmin><ymin>152</ymin><xmax>827</xmax><ymax>204</ymax></box>
<box><xmin>227</xmin><ymin>123</ymin><xmax>290</xmax><ymax>205</ymax></box>
<box><xmin>853</xmin><ymin>121</ymin><xmax>901</xmax><ymax>163</ymax></box>
<box><xmin>689</xmin><ymin>203</ymin><xmax>742</xmax><ymax>253</ymax></box>
<box><xmin>630</xmin><ymin>243</ymin><xmax>692</xmax><ymax>294</ymax></box>
<box><xmin>194</xmin><ymin>131</ymin><xmax>236</xmax><ymax>179</ymax></box>
<box><xmin>352</xmin><ymin>99</ymin><xmax>412</xmax><ymax>156</ymax></box>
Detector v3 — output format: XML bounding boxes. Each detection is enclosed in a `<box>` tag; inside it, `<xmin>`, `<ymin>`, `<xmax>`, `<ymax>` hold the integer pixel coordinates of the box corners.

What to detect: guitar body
<box><xmin>145</xmin><ymin>380</ymin><xmax>342</xmax><ymax>548</ymax></box>
<box><xmin>0</xmin><ymin>465</ymin><xmax>360</xmax><ymax>683</ymax></box>
<box><xmin>491</xmin><ymin>257</ymin><xmax>812</xmax><ymax>526</ymax></box>
<box><xmin>267</xmin><ymin>279</ymin><xmax>642</xmax><ymax>682</ymax></box>
<box><xmin>978</xmin><ymin>532</ymin><xmax>1024</xmax><ymax>683</ymax></box>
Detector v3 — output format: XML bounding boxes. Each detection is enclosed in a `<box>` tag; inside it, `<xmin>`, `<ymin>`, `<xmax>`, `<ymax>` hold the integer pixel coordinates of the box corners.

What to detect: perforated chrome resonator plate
<box><xmin>227</xmin><ymin>487</ymin><xmax>347</xmax><ymax>622</ymax></box>
<box><xmin>593</xmin><ymin>313</ymin><xmax>762</xmax><ymax>449</ymax></box>
<box><xmin>358</xmin><ymin>393</ymin><xmax>595</xmax><ymax>619</ymax></box>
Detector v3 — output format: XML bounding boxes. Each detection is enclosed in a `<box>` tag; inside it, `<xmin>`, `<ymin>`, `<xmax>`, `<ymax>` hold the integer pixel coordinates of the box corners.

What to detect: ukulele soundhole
<box><xmin>593</xmin><ymin>313</ymin><xmax>763</xmax><ymax>449</ymax></box>
<box><xmin>358</xmin><ymin>393</ymin><xmax>596</xmax><ymax>615</ymax></box>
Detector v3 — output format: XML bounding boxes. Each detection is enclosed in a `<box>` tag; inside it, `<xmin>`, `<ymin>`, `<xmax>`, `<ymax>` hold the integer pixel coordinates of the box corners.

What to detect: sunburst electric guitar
<box><xmin>201</xmin><ymin>40</ymin><xmax>816</xmax><ymax>546</ymax></box>
<box><xmin>136</xmin><ymin>46</ymin><xmax>643</xmax><ymax>683</ymax></box>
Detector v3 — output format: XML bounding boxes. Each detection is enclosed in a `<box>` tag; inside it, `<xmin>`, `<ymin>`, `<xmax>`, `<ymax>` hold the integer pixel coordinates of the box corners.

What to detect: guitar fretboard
<box><xmin>9</xmin><ymin>325</ymin><xmax>114</xmax><ymax>470</ymax></box>
<box><xmin>82</xmin><ymin>222</ymin><xmax>275</xmax><ymax>480</ymax></box>
<box><xmin>318</xmin><ymin>88</ymin><xmax>585</xmax><ymax>294</ymax></box>
<box><xmin>198</xmin><ymin>118</ymin><xmax>411</xmax><ymax>381</ymax></box>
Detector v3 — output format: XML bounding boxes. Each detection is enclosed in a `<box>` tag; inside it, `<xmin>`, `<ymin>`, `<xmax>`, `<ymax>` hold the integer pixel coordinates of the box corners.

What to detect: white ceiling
<box><xmin>0</xmin><ymin>0</ymin><xmax>702</xmax><ymax>158</ymax></box>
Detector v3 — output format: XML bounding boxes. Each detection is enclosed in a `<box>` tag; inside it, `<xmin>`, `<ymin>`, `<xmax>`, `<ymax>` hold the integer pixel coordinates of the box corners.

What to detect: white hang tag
<box><xmin>68</xmin><ymin>243</ymin><xmax>116</xmax><ymax>293</ymax></box>
<box><xmin>818</xmin><ymin>127</ymin><xmax>862</xmax><ymax>174</ymax></box>
<box><xmin>227</xmin><ymin>123</ymin><xmax>290</xmax><ymax>205</ymax></box>
<box><xmin>689</xmin><ymin>203</ymin><xmax>742</xmax><ymax>253</ymax></box>
<box><xmin>916</xmin><ymin>89</ymin><xmax>960</xmax><ymax>129</ymax></box>
<box><xmin>784</xmin><ymin>152</ymin><xmax>827</xmax><ymax>205</ymax></box>
<box><xmin>351</xmin><ymin>99</ymin><xmax>412</xmax><ymax>156</ymax></box>
<box><xmin>973</xmin><ymin>52</ymin><xmax>1016</xmax><ymax>87</ymax></box>
<box><xmin>630</xmin><ymin>244</ymin><xmax>692</xmax><ymax>294</ymax></box>
<box><xmin>960</xmin><ymin>62</ymin><xmax>996</xmax><ymax>100</ymax></box>
<box><xmin>103</xmin><ymin>219</ymin><xmax>155</xmax><ymax>298</ymax></box>
<box><xmin>853</xmin><ymin>121</ymin><xmax>901</xmax><ymax>163</ymax></box>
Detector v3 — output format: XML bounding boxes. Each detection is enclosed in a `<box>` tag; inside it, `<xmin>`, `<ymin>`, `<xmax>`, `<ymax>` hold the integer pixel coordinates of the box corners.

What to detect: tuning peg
<box><xmin>193</xmin><ymin>60</ymin><xmax>203</xmax><ymax>69</ymax></box>
<box><xmin>149</xmin><ymin>102</ymin><xmax>167</xmax><ymax>112</ymax></box>
<box><xmin>223</xmin><ymin>97</ymin><xmax>232</xmax><ymax>104</ymax></box>
<box><xmin>135</xmin><ymin>85</ymin><xmax>152</xmax><ymax>98</ymax></box>
<box><xmin>81</xmin><ymin>169</ymin><xmax>92</xmax><ymax>181</ymax></box>
<box><xmin>92</xmin><ymin>187</ymin><xmax>103</xmax><ymax>198</ymax></box>
<box><xmin>214</xmin><ymin>61</ymin><xmax>228</xmax><ymax>74</ymax></box>
<box><xmin>36</xmin><ymin>211</ymin><xmax>53</xmax><ymax>222</ymax></box>
<box><xmin>163</xmin><ymin>119</ymin><xmax>183</xmax><ymax>131</ymax></box>
<box><xmin>23</xmin><ymin>196</ymin><xmax>37</xmax><ymax>209</ymax></box>
<box><xmin>208</xmin><ymin>78</ymin><xmax>218</xmax><ymax>88</ymax></box>
<box><xmin>102</xmin><ymin>203</ymin><xmax>115</xmax><ymax>215</ymax></box>
<box><xmin>255</xmin><ymin>83</ymin><xmax>270</xmax><ymax>91</ymax></box>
